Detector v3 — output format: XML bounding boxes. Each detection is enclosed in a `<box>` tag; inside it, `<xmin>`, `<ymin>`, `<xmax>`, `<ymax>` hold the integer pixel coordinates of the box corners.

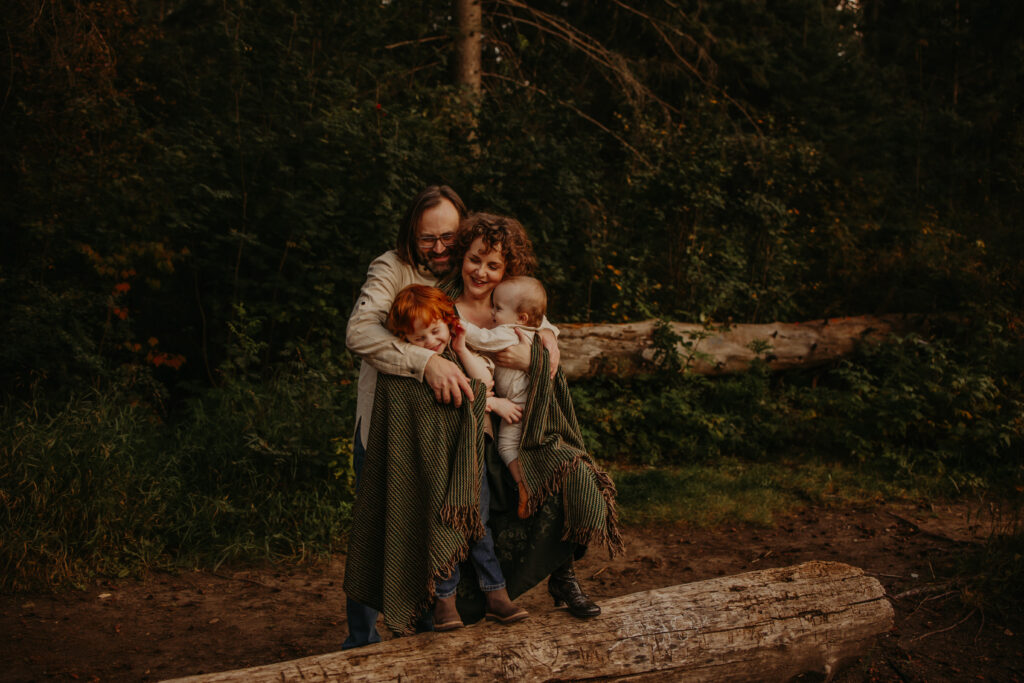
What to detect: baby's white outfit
<box><xmin>462</xmin><ymin>320</ymin><xmax>539</xmax><ymax>466</ymax></box>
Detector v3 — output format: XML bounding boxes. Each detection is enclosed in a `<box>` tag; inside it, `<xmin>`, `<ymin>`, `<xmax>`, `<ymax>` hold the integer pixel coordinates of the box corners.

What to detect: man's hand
<box><xmin>423</xmin><ymin>354</ymin><xmax>474</xmax><ymax>407</ymax></box>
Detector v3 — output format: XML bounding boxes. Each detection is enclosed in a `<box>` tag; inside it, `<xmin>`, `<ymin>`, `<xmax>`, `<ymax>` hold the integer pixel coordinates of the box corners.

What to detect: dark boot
<box><xmin>547</xmin><ymin>561</ymin><xmax>600</xmax><ymax>618</ymax></box>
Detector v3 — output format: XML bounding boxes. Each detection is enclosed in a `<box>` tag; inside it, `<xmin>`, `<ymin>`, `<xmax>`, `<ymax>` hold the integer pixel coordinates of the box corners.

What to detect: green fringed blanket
<box><xmin>517</xmin><ymin>334</ymin><xmax>623</xmax><ymax>552</ymax></box>
<box><xmin>342</xmin><ymin>348</ymin><xmax>488</xmax><ymax>635</ymax></box>
<box><xmin>343</xmin><ymin>339</ymin><xmax>621</xmax><ymax>635</ymax></box>
<box><xmin>454</xmin><ymin>335</ymin><xmax>623</xmax><ymax>623</ymax></box>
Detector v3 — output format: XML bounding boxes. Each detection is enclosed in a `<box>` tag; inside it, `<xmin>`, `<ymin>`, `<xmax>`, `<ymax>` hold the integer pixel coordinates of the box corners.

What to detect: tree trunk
<box><xmin>164</xmin><ymin>561</ymin><xmax>893</xmax><ymax>682</ymax></box>
<box><xmin>556</xmin><ymin>313</ymin><xmax>921</xmax><ymax>379</ymax></box>
<box><xmin>454</xmin><ymin>0</ymin><xmax>483</xmax><ymax>152</ymax></box>
<box><xmin>454</xmin><ymin>0</ymin><xmax>483</xmax><ymax>96</ymax></box>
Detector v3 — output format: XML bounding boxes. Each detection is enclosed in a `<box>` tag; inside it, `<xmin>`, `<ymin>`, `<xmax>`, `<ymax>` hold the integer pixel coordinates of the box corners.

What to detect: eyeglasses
<box><xmin>418</xmin><ymin>233</ymin><xmax>456</xmax><ymax>248</ymax></box>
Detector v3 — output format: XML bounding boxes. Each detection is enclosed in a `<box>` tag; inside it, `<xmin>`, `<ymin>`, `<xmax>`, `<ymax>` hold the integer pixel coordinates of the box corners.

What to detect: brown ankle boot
<box><xmin>433</xmin><ymin>594</ymin><xmax>464</xmax><ymax>631</ymax></box>
<box><xmin>484</xmin><ymin>587</ymin><xmax>529</xmax><ymax>624</ymax></box>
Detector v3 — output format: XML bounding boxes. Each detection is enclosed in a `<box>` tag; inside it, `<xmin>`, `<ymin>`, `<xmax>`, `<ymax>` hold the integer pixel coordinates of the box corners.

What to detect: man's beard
<box><xmin>421</xmin><ymin>252</ymin><xmax>454</xmax><ymax>278</ymax></box>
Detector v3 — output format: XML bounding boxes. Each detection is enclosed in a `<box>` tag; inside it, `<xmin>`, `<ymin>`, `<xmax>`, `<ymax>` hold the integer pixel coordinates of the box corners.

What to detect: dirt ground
<box><xmin>3</xmin><ymin>502</ymin><xmax>1022</xmax><ymax>682</ymax></box>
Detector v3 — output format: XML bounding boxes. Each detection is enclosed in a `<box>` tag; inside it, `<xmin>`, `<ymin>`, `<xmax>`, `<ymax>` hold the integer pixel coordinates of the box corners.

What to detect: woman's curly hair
<box><xmin>450</xmin><ymin>212</ymin><xmax>537</xmax><ymax>278</ymax></box>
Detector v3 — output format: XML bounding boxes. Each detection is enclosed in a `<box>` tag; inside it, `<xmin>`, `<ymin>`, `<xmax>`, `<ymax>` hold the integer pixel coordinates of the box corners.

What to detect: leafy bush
<box><xmin>574</xmin><ymin>318</ymin><xmax>1024</xmax><ymax>488</ymax></box>
<box><xmin>1</xmin><ymin>390</ymin><xmax>175</xmax><ymax>589</ymax></box>
<box><xmin>0</xmin><ymin>322</ymin><xmax>356</xmax><ymax>590</ymax></box>
<box><xmin>2</xmin><ymin>0</ymin><xmax>1023</xmax><ymax>591</ymax></box>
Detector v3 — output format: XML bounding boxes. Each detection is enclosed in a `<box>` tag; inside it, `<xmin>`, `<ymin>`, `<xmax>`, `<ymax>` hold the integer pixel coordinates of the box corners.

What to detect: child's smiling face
<box><xmin>406</xmin><ymin>316</ymin><xmax>451</xmax><ymax>354</ymax></box>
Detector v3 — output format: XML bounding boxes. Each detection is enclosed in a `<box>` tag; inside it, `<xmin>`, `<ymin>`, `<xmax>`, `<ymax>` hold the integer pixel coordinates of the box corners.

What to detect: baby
<box><xmin>462</xmin><ymin>276</ymin><xmax>548</xmax><ymax>518</ymax></box>
<box><xmin>386</xmin><ymin>284</ymin><xmax>528</xmax><ymax>630</ymax></box>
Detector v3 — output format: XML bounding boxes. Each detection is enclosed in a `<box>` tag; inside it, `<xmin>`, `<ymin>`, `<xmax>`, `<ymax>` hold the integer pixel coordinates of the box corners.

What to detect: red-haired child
<box><xmin>387</xmin><ymin>285</ymin><xmax>522</xmax><ymax>422</ymax></box>
<box><xmin>386</xmin><ymin>284</ymin><xmax>528</xmax><ymax>631</ymax></box>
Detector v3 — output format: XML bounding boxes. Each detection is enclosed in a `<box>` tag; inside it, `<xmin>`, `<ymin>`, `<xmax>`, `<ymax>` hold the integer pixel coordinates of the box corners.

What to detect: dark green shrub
<box><xmin>0</xmin><ymin>317</ymin><xmax>357</xmax><ymax>590</ymax></box>
<box><xmin>573</xmin><ymin>320</ymin><xmax>1023</xmax><ymax>487</ymax></box>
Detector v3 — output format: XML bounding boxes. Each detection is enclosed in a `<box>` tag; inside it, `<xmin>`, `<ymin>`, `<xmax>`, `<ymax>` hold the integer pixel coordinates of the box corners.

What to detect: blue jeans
<box><xmin>435</xmin><ymin>468</ymin><xmax>507</xmax><ymax>598</ymax></box>
<box><xmin>342</xmin><ymin>425</ymin><xmax>383</xmax><ymax>650</ymax></box>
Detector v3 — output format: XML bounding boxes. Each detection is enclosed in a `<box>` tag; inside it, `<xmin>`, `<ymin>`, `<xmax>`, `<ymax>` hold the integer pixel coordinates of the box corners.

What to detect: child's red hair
<box><xmin>387</xmin><ymin>285</ymin><xmax>459</xmax><ymax>339</ymax></box>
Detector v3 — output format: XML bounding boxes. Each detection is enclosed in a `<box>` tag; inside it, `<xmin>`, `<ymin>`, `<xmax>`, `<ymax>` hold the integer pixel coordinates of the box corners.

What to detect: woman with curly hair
<box><xmin>446</xmin><ymin>212</ymin><xmax>538</xmax><ymax>330</ymax></box>
<box><xmin>439</xmin><ymin>212</ymin><xmax>621</xmax><ymax>622</ymax></box>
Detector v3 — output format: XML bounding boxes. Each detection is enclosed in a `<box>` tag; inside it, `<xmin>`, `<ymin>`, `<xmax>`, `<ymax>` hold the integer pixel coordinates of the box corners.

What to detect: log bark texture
<box><xmin>557</xmin><ymin>313</ymin><xmax>921</xmax><ymax>379</ymax></box>
<box><xmin>164</xmin><ymin>561</ymin><xmax>893</xmax><ymax>683</ymax></box>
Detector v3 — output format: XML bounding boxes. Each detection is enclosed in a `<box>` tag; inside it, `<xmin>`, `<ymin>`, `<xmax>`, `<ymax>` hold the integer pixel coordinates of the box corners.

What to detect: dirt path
<box><xmin>3</xmin><ymin>502</ymin><xmax>1022</xmax><ymax>682</ymax></box>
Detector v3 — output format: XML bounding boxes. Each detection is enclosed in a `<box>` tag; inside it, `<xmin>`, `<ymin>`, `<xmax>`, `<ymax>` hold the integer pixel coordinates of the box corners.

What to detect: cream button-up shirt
<box><xmin>346</xmin><ymin>250</ymin><xmax>438</xmax><ymax>447</ymax></box>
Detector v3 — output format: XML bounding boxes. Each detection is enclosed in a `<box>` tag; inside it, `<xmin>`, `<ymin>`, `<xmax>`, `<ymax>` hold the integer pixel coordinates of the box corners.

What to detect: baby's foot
<box><xmin>516</xmin><ymin>480</ymin><xmax>531</xmax><ymax>519</ymax></box>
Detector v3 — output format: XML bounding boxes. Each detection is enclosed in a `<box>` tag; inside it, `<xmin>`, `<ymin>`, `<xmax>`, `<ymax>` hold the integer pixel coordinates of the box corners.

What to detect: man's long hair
<box><xmin>395</xmin><ymin>185</ymin><xmax>468</xmax><ymax>265</ymax></box>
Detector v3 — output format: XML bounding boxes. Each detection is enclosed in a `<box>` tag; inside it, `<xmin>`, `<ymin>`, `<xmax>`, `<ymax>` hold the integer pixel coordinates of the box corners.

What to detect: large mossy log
<box><xmin>165</xmin><ymin>561</ymin><xmax>893</xmax><ymax>682</ymax></box>
<box><xmin>557</xmin><ymin>313</ymin><xmax>920</xmax><ymax>379</ymax></box>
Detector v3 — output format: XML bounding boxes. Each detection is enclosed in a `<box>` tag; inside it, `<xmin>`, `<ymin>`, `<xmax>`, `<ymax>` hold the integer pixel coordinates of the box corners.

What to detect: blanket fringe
<box><xmin>521</xmin><ymin>453</ymin><xmax>581</xmax><ymax>519</ymax></box>
<box><xmin>522</xmin><ymin>454</ymin><xmax>624</xmax><ymax>558</ymax></box>
<box><xmin>440</xmin><ymin>503</ymin><xmax>486</xmax><ymax>542</ymax></box>
<box><xmin>557</xmin><ymin>460</ymin><xmax>624</xmax><ymax>558</ymax></box>
<box><xmin>590</xmin><ymin>461</ymin><xmax>624</xmax><ymax>557</ymax></box>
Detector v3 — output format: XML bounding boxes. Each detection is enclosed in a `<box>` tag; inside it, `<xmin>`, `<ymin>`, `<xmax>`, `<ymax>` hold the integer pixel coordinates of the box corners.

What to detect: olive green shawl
<box><xmin>342</xmin><ymin>348</ymin><xmax>488</xmax><ymax>635</ymax></box>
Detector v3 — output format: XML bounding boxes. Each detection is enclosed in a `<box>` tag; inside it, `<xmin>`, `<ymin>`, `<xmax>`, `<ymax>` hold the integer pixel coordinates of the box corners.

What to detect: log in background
<box><xmin>558</xmin><ymin>314</ymin><xmax>920</xmax><ymax>378</ymax></box>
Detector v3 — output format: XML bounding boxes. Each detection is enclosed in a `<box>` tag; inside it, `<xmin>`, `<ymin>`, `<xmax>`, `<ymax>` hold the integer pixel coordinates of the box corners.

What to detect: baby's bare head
<box><xmin>493</xmin><ymin>276</ymin><xmax>547</xmax><ymax>327</ymax></box>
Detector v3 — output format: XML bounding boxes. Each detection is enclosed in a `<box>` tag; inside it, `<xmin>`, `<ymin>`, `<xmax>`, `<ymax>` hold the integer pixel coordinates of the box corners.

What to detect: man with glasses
<box><xmin>342</xmin><ymin>185</ymin><xmax>475</xmax><ymax>648</ymax></box>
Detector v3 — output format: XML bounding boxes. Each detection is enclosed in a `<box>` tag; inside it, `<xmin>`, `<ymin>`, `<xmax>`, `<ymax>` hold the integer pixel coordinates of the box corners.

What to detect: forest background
<box><xmin>1</xmin><ymin>0</ymin><xmax>1021</xmax><ymax>610</ymax></box>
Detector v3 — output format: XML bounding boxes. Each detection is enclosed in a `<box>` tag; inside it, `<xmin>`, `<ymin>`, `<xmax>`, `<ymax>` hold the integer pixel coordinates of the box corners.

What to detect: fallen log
<box><xmin>557</xmin><ymin>313</ymin><xmax>921</xmax><ymax>379</ymax></box>
<box><xmin>164</xmin><ymin>561</ymin><xmax>893</xmax><ymax>682</ymax></box>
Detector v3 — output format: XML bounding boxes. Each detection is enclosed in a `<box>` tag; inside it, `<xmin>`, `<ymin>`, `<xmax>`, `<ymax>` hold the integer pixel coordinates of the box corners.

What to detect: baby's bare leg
<box><xmin>506</xmin><ymin>458</ymin><xmax>531</xmax><ymax>519</ymax></box>
<box><xmin>507</xmin><ymin>457</ymin><xmax>524</xmax><ymax>483</ymax></box>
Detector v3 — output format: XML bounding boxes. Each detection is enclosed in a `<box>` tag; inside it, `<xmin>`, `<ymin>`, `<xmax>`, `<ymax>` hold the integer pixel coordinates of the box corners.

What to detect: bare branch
<box><xmin>384</xmin><ymin>34</ymin><xmax>449</xmax><ymax>50</ymax></box>
<box><xmin>491</xmin><ymin>0</ymin><xmax>678</xmax><ymax>117</ymax></box>
<box><xmin>493</xmin><ymin>0</ymin><xmax>763</xmax><ymax>138</ymax></box>
<box><xmin>908</xmin><ymin>609</ymin><xmax>977</xmax><ymax>643</ymax></box>
<box><xmin>483</xmin><ymin>71</ymin><xmax>653</xmax><ymax>169</ymax></box>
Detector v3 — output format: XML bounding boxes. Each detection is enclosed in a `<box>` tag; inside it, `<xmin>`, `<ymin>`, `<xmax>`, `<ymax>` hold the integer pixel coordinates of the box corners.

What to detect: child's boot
<box><xmin>484</xmin><ymin>587</ymin><xmax>529</xmax><ymax>624</ymax></box>
<box><xmin>433</xmin><ymin>594</ymin><xmax>464</xmax><ymax>631</ymax></box>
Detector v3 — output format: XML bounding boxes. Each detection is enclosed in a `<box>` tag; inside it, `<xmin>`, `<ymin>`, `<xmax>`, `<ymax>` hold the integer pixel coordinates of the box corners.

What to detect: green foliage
<box><xmin>1</xmin><ymin>390</ymin><xmax>176</xmax><ymax>589</ymax></box>
<box><xmin>798</xmin><ymin>331</ymin><xmax>1021</xmax><ymax>478</ymax></box>
<box><xmin>166</xmin><ymin>315</ymin><xmax>357</xmax><ymax>568</ymax></box>
<box><xmin>574</xmin><ymin>321</ymin><xmax>1024</xmax><ymax>485</ymax></box>
<box><xmin>0</xmin><ymin>325</ymin><xmax>356</xmax><ymax>590</ymax></box>
<box><xmin>4</xmin><ymin>0</ymin><xmax>1022</xmax><ymax>392</ymax></box>
<box><xmin>612</xmin><ymin>459</ymin><xmax>917</xmax><ymax>527</ymax></box>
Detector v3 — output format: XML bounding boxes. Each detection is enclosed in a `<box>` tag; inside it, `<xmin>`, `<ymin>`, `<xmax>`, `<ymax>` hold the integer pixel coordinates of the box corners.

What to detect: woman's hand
<box><xmin>538</xmin><ymin>328</ymin><xmax>561</xmax><ymax>379</ymax></box>
<box><xmin>487</xmin><ymin>396</ymin><xmax>523</xmax><ymax>424</ymax></box>
<box><xmin>493</xmin><ymin>330</ymin><xmax>531</xmax><ymax>371</ymax></box>
<box><xmin>423</xmin><ymin>354</ymin><xmax>474</xmax><ymax>407</ymax></box>
<box><xmin>495</xmin><ymin>329</ymin><xmax>561</xmax><ymax>378</ymax></box>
